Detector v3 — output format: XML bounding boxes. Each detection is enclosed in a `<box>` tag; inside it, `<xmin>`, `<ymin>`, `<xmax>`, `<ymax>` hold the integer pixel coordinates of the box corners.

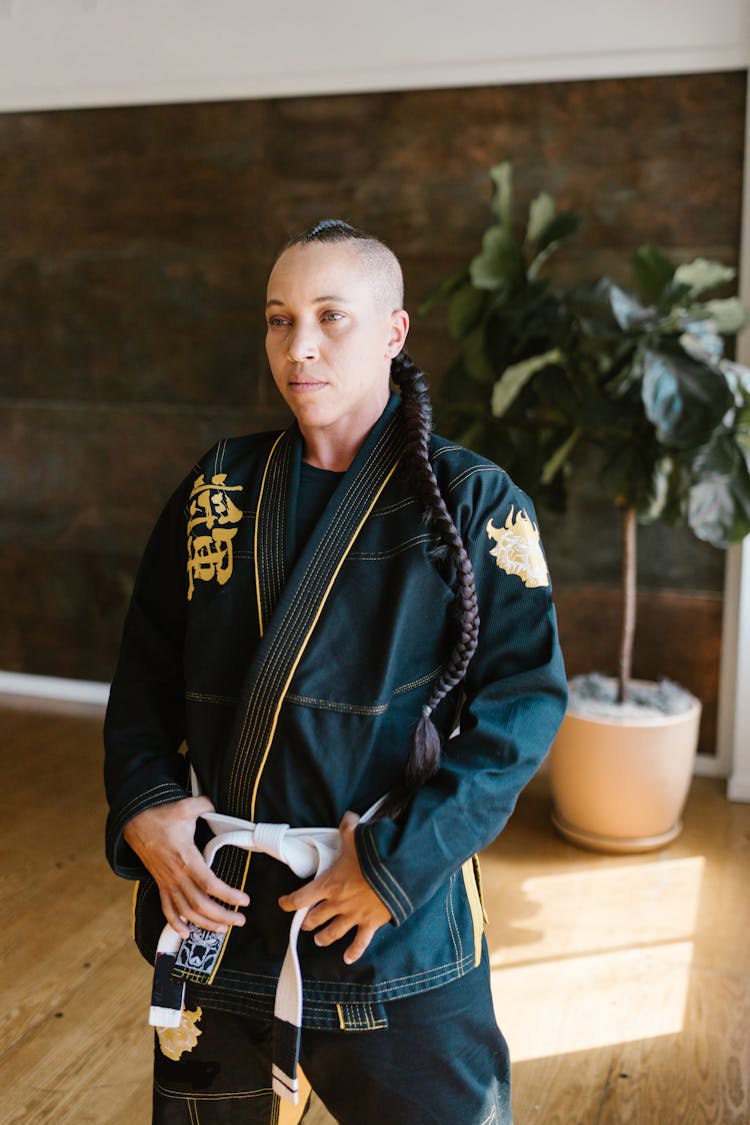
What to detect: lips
<box><xmin>288</xmin><ymin>377</ymin><xmax>326</xmax><ymax>392</ymax></box>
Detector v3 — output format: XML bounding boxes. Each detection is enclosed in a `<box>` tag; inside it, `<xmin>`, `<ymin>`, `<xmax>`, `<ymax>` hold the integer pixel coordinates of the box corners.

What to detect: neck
<box><xmin>301</xmin><ymin>428</ymin><xmax>366</xmax><ymax>472</ymax></box>
<box><xmin>299</xmin><ymin>391</ymin><xmax>390</xmax><ymax>472</ymax></box>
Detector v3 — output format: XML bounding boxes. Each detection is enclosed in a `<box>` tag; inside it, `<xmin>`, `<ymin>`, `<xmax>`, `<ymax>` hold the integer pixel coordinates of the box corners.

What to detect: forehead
<box><xmin>267</xmin><ymin>242</ymin><xmax>378</xmax><ymax>303</ymax></box>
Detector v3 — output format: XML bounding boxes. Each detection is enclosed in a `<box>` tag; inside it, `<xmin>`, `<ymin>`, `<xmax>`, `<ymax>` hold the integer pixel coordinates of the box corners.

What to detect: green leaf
<box><xmin>674</xmin><ymin>258</ymin><xmax>736</xmax><ymax>295</ymax></box>
<box><xmin>687</xmin><ymin>477</ymin><xmax>735</xmax><ymax>546</ymax></box>
<box><xmin>641</xmin><ymin>348</ymin><xmax>735</xmax><ymax>449</ymax></box>
<box><xmin>540</xmin><ymin>427</ymin><xmax>581</xmax><ymax>485</ymax></box>
<box><xmin>631</xmin><ymin>245</ymin><xmax>676</xmax><ymax>304</ymax></box>
<box><xmin>737</xmin><ymin>432</ymin><xmax>750</xmax><ymax>472</ymax></box>
<box><xmin>604</xmin><ymin>280</ymin><xmax>654</xmax><ymax>331</ymax></box>
<box><xmin>687</xmin><ymin>467</ymin><xmax>750</xmax><ymax>548</ymax></box>
<box><xmin>489</xmin><ymin>161</ymin><xmax>513</xmax><ymax>228</ymax></box>
<box><xmin>533</xmin><ymin>211</ymin><xmax>581</xmax><ymax>257</ymax></box>
<box><xmin>447</xmin><ymin>283</ymin><xmax>486</xmax><ymax>340</ymax></box>
<box><xmin>679</xmin><ymin>318</ymin><xmax>724</xmax><ymax>364</ymax></box>
<box><xmin>418</xmin><ymin>267</ymin><xmax>468</xmax><ymax>315</ymax></box>
<box><xmin>692</xmin><ymin>434</ymin><xmax>748</xmax><ymax>480</ymax></box>
<box><xmin>463</xmin><ymin>324</ymin><xmax>497</xmax><ymax>383</ymax></box>
<box><xmin>490</xmin><ymin>348</ymin><xmax>563</xmax><ymax>417</ymax></box>
<box><xmin>641</xmin><ymin>456</ymin><xmax>673</xmax><ymax>522</ymax></box>
<box><xmin>527</xmin><ymin>213</ymin><xmax>582</xmax><ymax>280</ymax></box>
<box><xmin>703</xmin><ymin>298</ymin><xmax>749</xmax><ymax>335</ymax></box>
<box><xmin>526</xmin><ymin>192</ymin><xmax>556</xmax><ymax>246</ymax></box>
<box><xmin>469</xmin><ymin>226</ymin><xmax>524</xmax><ymax>292</ymax></box>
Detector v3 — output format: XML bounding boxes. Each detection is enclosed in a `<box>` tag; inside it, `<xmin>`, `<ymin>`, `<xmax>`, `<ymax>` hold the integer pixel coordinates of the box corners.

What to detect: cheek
<box><xmin>265</xmin><ymin>334</ymin><xmax>285</xmax><ymax>373</ymax></box>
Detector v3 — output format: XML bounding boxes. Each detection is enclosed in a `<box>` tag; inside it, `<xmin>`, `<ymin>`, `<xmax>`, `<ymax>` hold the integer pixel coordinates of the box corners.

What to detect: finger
<box><xmin>158</xmin><ymin>890</ymin><xmax>191</xmax><ymax>939</ymax></box>
<box><xmin>343</xmin><ymin>924</ymin><xmax>378</xmax><ymax>965</ymax></box>
<box><xmin>191</xmin><ymin>859</ymin><xmax>251</xmax><ymax>908</ymax></box>
<box><xmin>313</xmin><ymin>916</ymin><xmax>355</xmax><ymax>948</ymax></box>
<box><xmin>174</xmin><ymin>878</ymin><xmax>247</xmax><ymax>929</ymax></box>
<box><xmin>300</xmin><ymin>900</ymin><xmax>337</xmax><ymax>931</ymax></box>
<box><xmin>170</xmin><ymin>884</ymin><xmax>240</xmax><ymax>934</ymax></box>
<box><xmin>278</xmin><ymin>876</ymin><xmax>326</xmax><ymax>912</ymax></box>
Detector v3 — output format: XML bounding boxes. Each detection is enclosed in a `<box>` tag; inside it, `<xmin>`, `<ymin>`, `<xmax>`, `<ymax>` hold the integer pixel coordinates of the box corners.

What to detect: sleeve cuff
<box><xmin>355</xmin><ymin>823</ymin><xmax>414</xmax><ymax>926</ymax></box>
<box><xmin>105</xmin><ymin>780</ymin><xmax>190</xmax><ymax>879</ymax></box>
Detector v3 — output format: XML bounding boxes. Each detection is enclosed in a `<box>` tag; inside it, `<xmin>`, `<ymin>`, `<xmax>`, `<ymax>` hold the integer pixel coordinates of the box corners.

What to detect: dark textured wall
<box><xmin>0</xmin><ymin>72</ymin><xmax>745</xmax><ymax>752</ymax></box>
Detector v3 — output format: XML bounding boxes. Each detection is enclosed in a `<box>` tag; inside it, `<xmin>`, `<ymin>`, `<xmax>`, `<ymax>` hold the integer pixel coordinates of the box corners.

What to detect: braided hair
<box><xmin>280</xmin><ymin>219</ymin><xmax>480</xmax><ymax>812</ymax></box>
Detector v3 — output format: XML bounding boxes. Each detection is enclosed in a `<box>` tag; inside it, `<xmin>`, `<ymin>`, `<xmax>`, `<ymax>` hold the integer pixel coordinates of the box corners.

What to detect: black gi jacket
<box><xmin>104</xmin><ymin>395</ymin><xmax>567</xmax><ymax>1025</ymax></box>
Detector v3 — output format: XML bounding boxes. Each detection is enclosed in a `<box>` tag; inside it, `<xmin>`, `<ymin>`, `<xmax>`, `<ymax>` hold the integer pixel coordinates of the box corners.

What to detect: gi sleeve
<box><xmin>103</xmin><ymin>479</ymin><xmax>191</xmax><ymax>879</ymax></box>
<box><xmin>355</xmin><ymin>467</ymin><xmax>568</xmax><ymax>925</ymax></box>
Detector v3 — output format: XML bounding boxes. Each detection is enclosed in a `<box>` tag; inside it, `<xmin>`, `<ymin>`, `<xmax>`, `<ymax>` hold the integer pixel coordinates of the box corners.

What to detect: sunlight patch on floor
<box><xmin>491</xmin><ymin>940</ymin><xmax>693</xmax><ymax>1061</ymax></box>
<box><xmin>490</xmin><ymin>855</ymin><xmax>704</xmax><ymax>965</ymax></box>
<box><xmin>488</xmin><ymin>856</ymin><xmax>704</xmax><ymax>1061</ymax></box>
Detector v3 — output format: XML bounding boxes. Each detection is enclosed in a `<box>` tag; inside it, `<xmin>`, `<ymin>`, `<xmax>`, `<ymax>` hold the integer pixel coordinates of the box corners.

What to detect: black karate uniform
<box><xmin>104</xmin><ymin>395</ymin><xmax>567</xmax><ymax>1123</ymax></box>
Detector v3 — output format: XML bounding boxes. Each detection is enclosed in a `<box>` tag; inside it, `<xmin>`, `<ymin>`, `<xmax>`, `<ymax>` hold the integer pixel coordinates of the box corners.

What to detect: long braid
<box><xmin>278</xmin><ymin>219</ymin><xmax>481</xmax><ymax>813</ymax></box>
<box><xmin>389</xmin><ymin>351</ymin><xmax>480</xmax><ymax>804</ymax></box>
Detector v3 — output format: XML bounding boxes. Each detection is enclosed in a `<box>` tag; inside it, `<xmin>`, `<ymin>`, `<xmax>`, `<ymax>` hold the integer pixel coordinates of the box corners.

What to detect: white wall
<box><xmin>0</xmin><ymin>0</ymin><xmax>748</xmax><ymax>114</ymax></box>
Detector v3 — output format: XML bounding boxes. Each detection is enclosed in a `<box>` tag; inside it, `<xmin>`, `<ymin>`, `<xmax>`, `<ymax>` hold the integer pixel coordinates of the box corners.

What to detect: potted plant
<box><xmin>429</xmin><ymin>162</ymin><xmax>750</xmax><ymax>852</ymax></box>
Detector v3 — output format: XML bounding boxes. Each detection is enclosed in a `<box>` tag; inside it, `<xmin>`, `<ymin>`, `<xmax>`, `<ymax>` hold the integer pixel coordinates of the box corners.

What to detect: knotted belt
<box><xmin>148</xmin><ymin>796</ymin><xmax>385</xmax><ymax>1104</ymax></box>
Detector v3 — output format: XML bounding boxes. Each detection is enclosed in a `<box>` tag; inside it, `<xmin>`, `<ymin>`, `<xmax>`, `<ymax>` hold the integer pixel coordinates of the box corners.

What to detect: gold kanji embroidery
<box><xmin>187</xmin><ymin>473</ymin><xmax>243</xmax><ymax>600</ymax></box>
<box><xmin>486</xmin><ymin>507</ymin><xmax>550</xmax><ymax>588</ymax></box>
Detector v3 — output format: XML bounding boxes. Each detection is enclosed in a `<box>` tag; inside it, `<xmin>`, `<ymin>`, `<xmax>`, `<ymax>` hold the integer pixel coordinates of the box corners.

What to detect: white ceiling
<box><xmin>0</xmin><ymin>0</ymin><xmax>748</xmax><ymax>113</ymax></box>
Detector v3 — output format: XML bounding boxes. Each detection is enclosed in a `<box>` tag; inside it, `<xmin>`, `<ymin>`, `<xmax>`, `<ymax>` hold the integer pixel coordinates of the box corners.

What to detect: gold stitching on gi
<box><xmin>445</xmin><ymin>873</ymin><xmax>462</xmax><ymax>963</ymax></box>
<box><xmin>285</xmin><ymin>666</ymin><xmax>443</xmax><ymax>716</ymax></box>
<box><xmin>348</xmin><ymin>532</ymin><xmax>440</xmax><ymax>561</ymax></box>
<box><xmin>446</xmin><ymin>465</ymin><xmax>503</xmax><ymax>493</ymax></box>
<box><xmin>212</xmin><ymin>952</ymin><xmax>477</xmax><ymax>996</ymax></box>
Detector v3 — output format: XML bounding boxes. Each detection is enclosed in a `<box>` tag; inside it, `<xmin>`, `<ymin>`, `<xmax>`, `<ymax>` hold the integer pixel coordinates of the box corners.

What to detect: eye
<box><xmin>321</xmin><ymin>310</ymin><xmax>345</xmax><ymax>323</ymax></box>
<box><xmin>267</xmin><ymin>315</ymin><xmax>290</xmax><ymax>328</ymax></box>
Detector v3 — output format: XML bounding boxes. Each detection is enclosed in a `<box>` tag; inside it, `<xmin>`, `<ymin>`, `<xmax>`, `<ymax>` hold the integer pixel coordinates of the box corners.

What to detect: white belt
<box><xmin>148</xmin><ymin>788</ymin><xmax>385</xmax><ymax>1104</ymax></box>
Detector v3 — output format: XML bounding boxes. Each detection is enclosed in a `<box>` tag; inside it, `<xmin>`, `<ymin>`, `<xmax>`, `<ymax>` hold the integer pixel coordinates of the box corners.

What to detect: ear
<box><xmin>386</xmin><ymin>309</ymin><xmax>410</xmax><ymax>359</ymax></box>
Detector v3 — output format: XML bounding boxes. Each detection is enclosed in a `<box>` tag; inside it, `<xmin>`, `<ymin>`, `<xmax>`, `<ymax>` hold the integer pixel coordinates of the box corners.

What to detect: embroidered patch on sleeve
<box><xmin>157</xmin><ymin>1006</ymin><xmax>203</xmax><ymax>1061</ymax></box>
<box><xmin>486</xmin><ymin>507</ymin><xmax>550</xmax><ymax>588</ymax></box>
<box><xmin>186</xmin><ymin>473</ymin><xmax>243</xmax><ymax>600</ymax></box>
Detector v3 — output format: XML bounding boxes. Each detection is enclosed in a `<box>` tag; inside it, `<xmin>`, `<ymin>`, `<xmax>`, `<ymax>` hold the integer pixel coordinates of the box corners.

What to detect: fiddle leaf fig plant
<box><xmin>430</xmin><ymin>163</ymin><xmax>750</xmax><ymax>703</ymax></box>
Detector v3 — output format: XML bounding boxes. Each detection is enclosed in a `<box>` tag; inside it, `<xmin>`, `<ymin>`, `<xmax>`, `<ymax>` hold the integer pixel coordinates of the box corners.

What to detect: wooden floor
<box><xmin>1</xmin><ymin>698</ymin><xmax>748</xmax><ymax>1125</ymax></box>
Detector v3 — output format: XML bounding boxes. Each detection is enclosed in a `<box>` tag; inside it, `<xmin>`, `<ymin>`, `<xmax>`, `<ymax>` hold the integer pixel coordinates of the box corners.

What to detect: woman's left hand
<box><xmin>278</xmin><ymin>811</ymin><xmax>392</xmax><ymax>964</ymax></box>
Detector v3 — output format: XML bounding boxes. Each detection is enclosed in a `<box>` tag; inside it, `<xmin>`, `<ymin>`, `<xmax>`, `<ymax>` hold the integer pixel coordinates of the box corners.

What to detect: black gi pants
<box><xmin>152</xmin><ymin>945</ymin><xmax>512</xmax><ymax>1124</ymax></box>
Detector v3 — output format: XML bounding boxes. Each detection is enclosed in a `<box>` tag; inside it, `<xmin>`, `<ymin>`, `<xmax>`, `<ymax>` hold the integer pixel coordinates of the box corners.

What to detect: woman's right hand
<box><xmin>123</xmin><ymin>797</ymin><xmax>250</xmax><ymax>939</ymax></box>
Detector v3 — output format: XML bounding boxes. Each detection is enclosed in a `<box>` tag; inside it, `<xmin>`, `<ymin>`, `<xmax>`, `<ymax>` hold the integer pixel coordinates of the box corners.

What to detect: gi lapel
<box><xmin>175</xmin><ymin>395</ymin><xmax>405</xmax><ymax>985</ymax></box>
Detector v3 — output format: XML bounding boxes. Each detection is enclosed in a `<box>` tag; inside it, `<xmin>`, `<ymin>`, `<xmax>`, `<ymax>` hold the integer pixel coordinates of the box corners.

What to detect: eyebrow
<box><xmin>265</xmin><ymin>295</ymin><xmax>352</xmax><ymax>309</ymax></box>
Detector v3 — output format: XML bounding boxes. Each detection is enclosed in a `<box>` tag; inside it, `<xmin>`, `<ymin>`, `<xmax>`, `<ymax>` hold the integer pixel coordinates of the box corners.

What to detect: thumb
<box><xmin>339</xmin><ymin>810</ymin><xmax>361</xmax><ymax>834</ymax></box>
<box><xmin>183</xmin><ymin>795</ymin><xmax>215</xmax><ymax>818</ymax></box>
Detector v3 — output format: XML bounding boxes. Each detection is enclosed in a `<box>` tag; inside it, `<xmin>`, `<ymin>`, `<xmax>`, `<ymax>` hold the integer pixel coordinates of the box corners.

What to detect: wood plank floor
<box><xmin>0</xmin><ymin>697</ymin><xmax>748</xmax><ymax>1124</ymax></box>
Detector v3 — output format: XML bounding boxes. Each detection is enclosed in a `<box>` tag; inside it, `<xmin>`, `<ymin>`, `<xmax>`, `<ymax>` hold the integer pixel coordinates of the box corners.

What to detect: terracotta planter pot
<box><xmin>549</xmin><ymin>680</ymin><xmax>702</xmax><ymax>853</ymax></box>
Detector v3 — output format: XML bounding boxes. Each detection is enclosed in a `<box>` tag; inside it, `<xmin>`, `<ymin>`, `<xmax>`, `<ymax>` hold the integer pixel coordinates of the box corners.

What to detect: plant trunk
<box><xmin>618</xmin><ymin>506</ymin><xmax>637</xmax><ymax>704</ymax></box>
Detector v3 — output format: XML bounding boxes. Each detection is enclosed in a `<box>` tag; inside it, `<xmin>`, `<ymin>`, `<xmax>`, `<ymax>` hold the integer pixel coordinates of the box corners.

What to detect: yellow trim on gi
<box><xmin>461</xmin><ymin>856</ymin><xmax>485</xmax><ymax>968</ymax></box>
<box><xmin>206</xmin><ymin>454</ymin><xmax>402</xmax><ymax>986</ymax></box>
<box><xmin>254</xmin><ymin>431</ymin><xmax>285</xmax><ymax>639</ymax></box>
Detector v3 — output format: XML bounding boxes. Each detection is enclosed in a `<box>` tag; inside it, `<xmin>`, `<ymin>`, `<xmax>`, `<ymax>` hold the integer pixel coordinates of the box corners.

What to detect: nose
<box><xmin>287</xmin><ymin>322</ymin><xmax>319</xmax><ymax>363</ymax></box>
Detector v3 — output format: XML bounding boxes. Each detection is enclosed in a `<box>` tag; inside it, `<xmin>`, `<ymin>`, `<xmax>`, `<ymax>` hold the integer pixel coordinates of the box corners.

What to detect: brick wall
<box><xmin>0</xmin><ymin>71</ymin><xmax>744</xmax><ymax>753</ymax></box>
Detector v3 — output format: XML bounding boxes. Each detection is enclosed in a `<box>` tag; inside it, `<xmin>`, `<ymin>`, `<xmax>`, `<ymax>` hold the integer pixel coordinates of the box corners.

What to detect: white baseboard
<box><xmin>693</xmin><ymin>753</ymin><xmax>727</xmax><ymax>779</ymax></box>
<box><xmin>0</xmin><ymin>671</ymin><xmax>110</xmax><ymax>706</ymax></box>
<box><xmin>728</xmin><ymin>772</ymin><xmax>750</xmax><ymax>803</ymax></box>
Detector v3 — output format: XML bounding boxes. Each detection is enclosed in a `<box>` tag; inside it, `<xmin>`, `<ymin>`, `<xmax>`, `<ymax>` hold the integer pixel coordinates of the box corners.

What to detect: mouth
<box><xmin>288</xmin><ymin>377</ymin><xmax>326</xmax><ymax>393</ymax></box>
